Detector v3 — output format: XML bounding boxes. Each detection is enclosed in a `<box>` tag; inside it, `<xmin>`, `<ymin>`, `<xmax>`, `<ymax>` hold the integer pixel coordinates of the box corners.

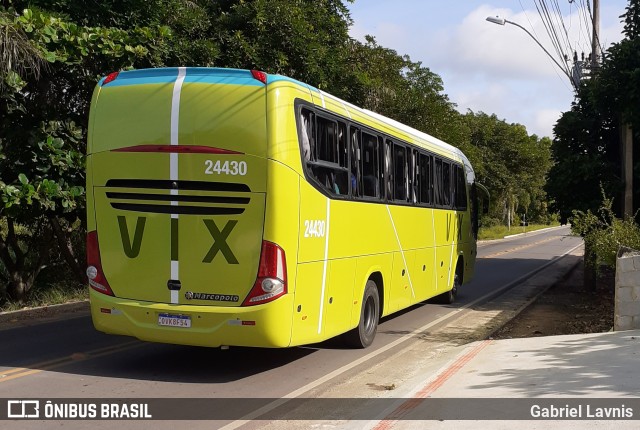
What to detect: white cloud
<box><xmin>431</xmin><ymin>5</ymin><xmax>583</xmax><ymax>82</ymax></box>
<box><xmin>534</xmin><ymin>109</ymin><xmax>563</xmax><ymax>137</ymax></box>
<box><xmin>348</xmin><ymin>1</ymin><xmax>626</xmax><ymax>139</ymax></box>
<box><xmin>424</xmin><ymin>4</ymin><xmax>624</xmax><ymax>137</ymax></box>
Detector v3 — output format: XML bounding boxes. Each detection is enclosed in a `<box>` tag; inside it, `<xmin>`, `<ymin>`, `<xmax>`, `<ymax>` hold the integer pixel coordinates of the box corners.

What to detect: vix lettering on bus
<box><xmin>117</xmin><ymin>216</ymin><xmax>239</xmax><ymax>264</ymax></box>
<box><xmin>445</xmin><ymin>213</ymin><xmax>465</xmax><ymax>242</ymax></box>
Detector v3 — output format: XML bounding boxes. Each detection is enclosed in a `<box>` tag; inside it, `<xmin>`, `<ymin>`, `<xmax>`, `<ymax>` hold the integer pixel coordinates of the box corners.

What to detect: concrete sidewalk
<box><xmin>419</xmin><ymin>330</ymin><xmax>640</xmax><ymax>398</ymax></box>
<box><xmin>249</xmin><ymin>242</ymin><xmax>640</xmax><ymax>428</ymax></box>
<box><xmin>248</xmin><ymin>329</ymin><xmax>640</xmax><ymax>429</ymax></box>
<box><xmin>379</xmin><ymin>330</ymin><xmax>640</xmax><ymax>428</ymax></box>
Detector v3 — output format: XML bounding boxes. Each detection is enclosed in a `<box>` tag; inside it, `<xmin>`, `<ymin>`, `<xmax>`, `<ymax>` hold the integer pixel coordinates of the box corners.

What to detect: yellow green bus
<box><xmin>86</xmin><ymin>67</ymin><xmax>478</xmax><ymax>349</ymax></box>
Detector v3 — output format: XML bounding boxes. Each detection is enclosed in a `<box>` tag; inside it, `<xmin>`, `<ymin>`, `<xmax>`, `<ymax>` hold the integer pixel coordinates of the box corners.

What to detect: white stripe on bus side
<box><xmin>432</xmin><ymin>209</ymin><xmax>438</xmax><ymax>291</ymax></box>
<box><xmin>169</xmin><ymin>67</ymin><xmax>186</xmax><ymax>305</ymax></box>
<box><xmin>317</xmin><ymin>198</ymin><xmax>331</xmax><ymax>334</ymax></box>
<box><xmin>386</xmin><ymin>205</ymin><xmax>415</xmax><ymax>298</ymax></box>
<box><xmin>447</xmin><ymin>215</ymin><xmax>456</xmax><ymax>290</ymax></box>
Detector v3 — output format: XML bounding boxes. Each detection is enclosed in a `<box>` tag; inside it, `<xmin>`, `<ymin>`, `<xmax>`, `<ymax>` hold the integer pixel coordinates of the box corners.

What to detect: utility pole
<box><xmin>585</xmin><ymin>0</ymin><xmax>602</xmax><ymax>291</ymax></box>
<box><xmin>600</xmin><ymin>0</ymin><xmax>635</xmax><ymax>218</ymax></box>
<box><xmin>623</xmin><ymin>122</ymin><xmax>633</xmax><ymax>218</ymax></box>
<box><xmin>592</xmin><ymin>0</ymin><xmax>600</xmax><ymax>68</ymax></box>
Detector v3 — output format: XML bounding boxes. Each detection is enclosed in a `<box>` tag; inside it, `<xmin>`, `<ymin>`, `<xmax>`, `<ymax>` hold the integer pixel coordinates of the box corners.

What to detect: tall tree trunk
<box><xmin>0</xmin><ymin>217</ymin><xmax>52</xmax><ymax>302</ymax></box>
<box><xmin>8</xmin><ymin>272</ymin><xmax>28</xmax><ymax>303</ymax></box>
<box><xmin>49</xmin><ymin>217</ymin><xmax>86</xmax><ymax>285</ymax></box>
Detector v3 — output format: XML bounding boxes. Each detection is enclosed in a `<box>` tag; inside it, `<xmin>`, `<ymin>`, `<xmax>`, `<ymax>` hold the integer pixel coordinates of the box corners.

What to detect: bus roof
<box><xmin>266</xmin><ymin>73</ymin><xmax>474</xmax><ymax>179</ymax></box>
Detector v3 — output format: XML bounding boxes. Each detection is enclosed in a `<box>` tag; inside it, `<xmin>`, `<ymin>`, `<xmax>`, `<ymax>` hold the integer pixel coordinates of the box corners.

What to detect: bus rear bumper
<box><xmin>89</xmin><ymin>289</ymin><xmax>294</xmax><ymax>348</ymax></box>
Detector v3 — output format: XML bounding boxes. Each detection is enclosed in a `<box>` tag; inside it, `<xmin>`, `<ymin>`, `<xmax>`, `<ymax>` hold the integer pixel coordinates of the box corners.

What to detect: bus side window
<box><xmin>451</xmin><ymin>164</ymin><xmax>458</xmax><ymax>209</ymax></box>
<box><xmin>443</xmin><ymin>161</ymin><xmax>451</xmax><ymax>207</ymax></box>
<box><xmin>317</xmin><ymin>116</ymin><xmax>335</xmax><ymax>162</ymax></box>
<box><xmin>300</xmin><ymin>109</ymin><xmax>315</xmax><ymax>161</ymax></box>
<box><xmin>409</xmin><ymin>150</ymin><xmax>418</xmax><ymax>204</ymax></box>
<box><xmin>335</xmin><ymin>122</ymin><xmax>349</xmax><ymax>194</ymax></box>
<box><xmin>456</xmin><ymin>165</ymin><xmax>468</xmax><ymax>210</ymax></box>
<box><xmin>471</xmin><ymin>182</ymin><xmax>479</xmax><ymax>238</ymax></box>
<box><xmin>378</xmin><ymin>137</ymin><xmax>385</xmax><ymax>199</ymax></box>
<box><xmin>384</xmin><ymin>140</ymin><xmax>393</xmax><ymax>201</ymax></box>
<box><xmin>361</xmin><ymin>131</ymin><xmax>380</xmax><ymax>198</ymax></box>
<box><xmin>393</xmin><ymin>144</ymin><xmax>407</xmax><ymax>202</ymax></box>
<box><xmin>419</xmin><ymin>153</ymin><xmax>432</xmax><ymax>205</ymax></box>
<box><xmin>434</xmin><ymin>158</ymin><xmax>443</xmax><ymax>206</ymax></box>
<box><xmin>350</xmin><ymin>127</ymin><xmax>361</xmax><ymax>197</ymax></box>
<box><xmin>301</xmin><ymin>111</ymin><xmax>349</xmax><ymax>196</ymax></box>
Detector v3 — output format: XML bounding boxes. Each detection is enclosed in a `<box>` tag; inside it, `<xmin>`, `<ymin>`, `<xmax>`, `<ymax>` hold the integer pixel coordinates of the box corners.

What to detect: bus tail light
<box><xmin>102</xmin><ymin>71</ymin><xmax>119</xmax><ymax>86</ymax></box>
<box><xmin>87</xmin><ymin>231</ymin><xmax>114</xmax><ymax>296</ymax></box>
<box><xmin>242</xmin><ymin>241</ymin><xmax>287</xmax><ymax>306</ymax></box>
<box><xmin>251</xmin><ymin>70</ymin><xmax>267</xmax><ymax>85</ymax></box>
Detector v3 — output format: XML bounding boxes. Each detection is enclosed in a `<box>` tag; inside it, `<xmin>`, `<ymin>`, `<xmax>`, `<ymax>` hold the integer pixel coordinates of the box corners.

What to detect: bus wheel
<box><xmin>437</xmin><ymin>264</ymin><xmax>462</xmax><ymax>304</ymax></box>
<box><xmin>345</xmin><ymin>280</ymin><xmax>380</xmax><ymax>348</ymax></box>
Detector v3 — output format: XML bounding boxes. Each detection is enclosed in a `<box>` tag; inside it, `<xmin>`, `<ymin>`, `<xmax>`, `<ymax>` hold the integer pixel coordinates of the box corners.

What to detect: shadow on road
<box><xmin>0</xmin><ymin>239</ymin><xmax>584</xmax><ymax>386</ymax></box>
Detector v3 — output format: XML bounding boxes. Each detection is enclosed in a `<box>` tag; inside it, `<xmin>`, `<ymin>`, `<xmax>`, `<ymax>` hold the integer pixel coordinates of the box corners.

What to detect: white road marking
<box><xmin>219</xmin><ymin>239</ymin><xmax>582</xmax><ymax>429</ymax></box>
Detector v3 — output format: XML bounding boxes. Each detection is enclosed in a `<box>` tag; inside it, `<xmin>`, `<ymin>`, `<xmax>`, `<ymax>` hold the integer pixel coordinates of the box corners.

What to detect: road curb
<box><xmin>478</xmin><ymin>225</ymin><xmax>568</xmax><ymax>245</ymax></box>
<box><xmin>502</xmin><ymin>224</ymin><xmax>567</xmax><ymax>239</ymax></box>
<box><xmin>0</xmin><ymin>300</ymin><xmax>89</xmax><ymax>325</ymax></box>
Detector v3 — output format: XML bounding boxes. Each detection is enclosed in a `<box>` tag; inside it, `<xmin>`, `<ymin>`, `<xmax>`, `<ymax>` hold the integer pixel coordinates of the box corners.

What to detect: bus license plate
<box><xmin>158</xmin><ymin>313</ymin><xmax>191</xmax><ymax>328</ymax></box>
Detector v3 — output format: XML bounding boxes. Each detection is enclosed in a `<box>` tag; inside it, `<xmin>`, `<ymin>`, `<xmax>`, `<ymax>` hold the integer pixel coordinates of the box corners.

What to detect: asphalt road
<box><xmin>0</xmin><ymin>225</ymin><xmax>581</xmax><ymax>428</ymax></box>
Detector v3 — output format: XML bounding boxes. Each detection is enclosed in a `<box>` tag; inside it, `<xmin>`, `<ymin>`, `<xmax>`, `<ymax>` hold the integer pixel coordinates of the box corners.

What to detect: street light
<box><xmin>485</xmin><ymin>16</ymin><xmax>577</xmax><ymax>89</ymax></box>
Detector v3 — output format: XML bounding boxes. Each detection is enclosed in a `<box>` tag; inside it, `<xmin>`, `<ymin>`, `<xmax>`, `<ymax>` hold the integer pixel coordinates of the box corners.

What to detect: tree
<box><xmin>546</xmin><ymin>0</ymin><xmax>640</xmax><ymax>221</ymax></box>
<box><xmin>0</xmin><ymin>6</ymin><xmax>170</xmax><ymax>302</ymax></box>
<box><xmin>339</xmin><ymin>36</ymin><xmax>472</xmax><ymax>153</ymax></box>
<box><xmin>0</xmin><ymin>0</ymin><xmax>552</xmax><ymax>303</ymax></box>
<box><xmin>0</xmin><ymin>9</ymin><xmax>45</xmax><ymax>90</ymax></box>
<box><xmin>464</xmin><ymin>112</ymin><xmax>552</xmax><ymax>225</ymax></box>
<box><xmin>546</xmin><ymin>85</ymin><xmax>621</xmax><ymax>223</ymax></box>
<box><xmin>0</xmin><ymin>0</ymin><xmax>356</xmax><ymax>303</ymax></box>
<box><xmin>209</xmin><ymin>0</ymin><xmax>353</xmax><ymax>89</ymax></box>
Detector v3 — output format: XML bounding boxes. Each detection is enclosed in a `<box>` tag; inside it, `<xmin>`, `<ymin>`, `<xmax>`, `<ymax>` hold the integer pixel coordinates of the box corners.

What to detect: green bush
<box><xmin>571</xmin><ymin>194</ymin><xmax>640</xmax><ymax>269</ymax></box>
<box><xmin>480</xmin><ymin>216</ymin><xmax>501</xmax><ymax>228</ymax></box>
<box><xmin>531</xmin><ymin>211</ymin><xmax>559</xmax><ymax>225</ymax></box>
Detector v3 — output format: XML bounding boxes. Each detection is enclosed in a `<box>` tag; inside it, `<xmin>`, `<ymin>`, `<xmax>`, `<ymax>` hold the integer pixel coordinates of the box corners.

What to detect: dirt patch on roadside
<box><xmin>0</xmin><ymin>301</ymin><xmax>89</xmax><ymax>328</ymax></box>
<box><xmin>492</xmin><ymin>263</ymin><xmax>615</xmax><ymax>339</ymax></box>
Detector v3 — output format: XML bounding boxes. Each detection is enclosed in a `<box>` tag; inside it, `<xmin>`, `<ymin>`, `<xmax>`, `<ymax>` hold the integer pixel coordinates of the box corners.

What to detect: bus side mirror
<box><xmin>474</xmin><ymin>182</ymin><xmax>490</xmax><ymax>214</ymax></box>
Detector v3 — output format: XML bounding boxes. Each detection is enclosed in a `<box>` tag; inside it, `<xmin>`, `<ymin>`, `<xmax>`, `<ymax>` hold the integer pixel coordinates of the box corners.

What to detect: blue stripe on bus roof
<box><xmin>99</xmin><ymin>68</ymin><xmax>179</xmax><ymax>86</ymax></box>
<box><xmin>184</xmin><ymin>68</ymin><xmax>262</xmax><ymax>86</ymax></box>
<box><xmin>100</xmin><ymin>67</ymin><xmax>268</xmax><ymax>87</ymax></box>
<box><xmin>266</xmin><ymin>74</ymin><xmax>312</xmax><ymax>88</ymax></box>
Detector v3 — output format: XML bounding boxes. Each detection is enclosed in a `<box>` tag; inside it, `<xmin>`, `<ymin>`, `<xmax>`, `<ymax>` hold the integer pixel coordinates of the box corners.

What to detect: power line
<box><xmin>533</xmin><ymin>0</ymin><xmax>573</xmax><ymax>78</ymax></box>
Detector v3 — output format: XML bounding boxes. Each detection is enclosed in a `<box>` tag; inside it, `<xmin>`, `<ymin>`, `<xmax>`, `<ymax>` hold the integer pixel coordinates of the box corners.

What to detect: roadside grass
<box><xmin>478</xmin><ymin>223</ymin><xmax>560</xmax><ymax>240</ymax></box>
<box><xmin>0</xmin><ymin>283</ymin><xmax>87</xmax><ymax>313</ymax></box>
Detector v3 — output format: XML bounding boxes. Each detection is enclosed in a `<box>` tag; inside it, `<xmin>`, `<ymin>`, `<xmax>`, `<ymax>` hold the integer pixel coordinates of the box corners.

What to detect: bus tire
<box><xmin>345</xmin><ymin>280</ymin><xmax>380</xmax><ymax>348</ymax></box>
<box><xmin>436</xmin><ymin>263</ymin><xmax>462</xmax><ymax>304</ymax></box>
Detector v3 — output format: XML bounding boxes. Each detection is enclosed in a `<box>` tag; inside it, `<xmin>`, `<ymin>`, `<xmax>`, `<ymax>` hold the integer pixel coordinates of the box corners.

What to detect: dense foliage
<box><xmin>546</xmin><ymin>0</ymin><xmax>640</xmax><ymax>289</ymax></box>
<box><xmin>572</xmin><ymin>193</ymin><xmax>640</xmax><ymax>270</ymax></box>
<box><xmin>547</xmin><ymin>0</ymin><xmax>640</xmax><ymax>223</ymax></box>
<box><xmin>1</xmin><ymin>3</ymin><xmax>170</xmax><ymax>301</ymax></box>
<box><xmin>0</xmin><ymin>0</ymin><xmax>552</xmax><ymax>303</ymax></box>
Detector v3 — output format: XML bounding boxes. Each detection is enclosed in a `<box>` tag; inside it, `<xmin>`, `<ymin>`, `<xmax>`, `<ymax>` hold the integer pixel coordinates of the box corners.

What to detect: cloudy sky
<box><xmin>347</xmin><ymin>0</ymin><xmax>628</xmax><ymax>138</ymax></box>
